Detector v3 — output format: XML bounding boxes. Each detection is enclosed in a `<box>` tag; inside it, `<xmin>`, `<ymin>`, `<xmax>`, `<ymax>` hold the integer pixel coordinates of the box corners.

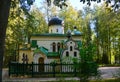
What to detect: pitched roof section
<box><xmin>34</xmin><ymin>46</ymin><xmax>59</xmax><ymax>57</ymax></box>
<box><xmin>47</xmin><ymin>52</ymin><xmax>59</xmax><ymax>57</ymax></box>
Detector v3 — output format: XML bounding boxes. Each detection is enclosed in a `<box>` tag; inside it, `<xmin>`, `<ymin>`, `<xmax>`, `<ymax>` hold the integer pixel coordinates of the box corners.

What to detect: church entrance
<box><xmin>38</xmin><ymin>57</ymin><xmax>44</xmax><ymax>72</ymax></box>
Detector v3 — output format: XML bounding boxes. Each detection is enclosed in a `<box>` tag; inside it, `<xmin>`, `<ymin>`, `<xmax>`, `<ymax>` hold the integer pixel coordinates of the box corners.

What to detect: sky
<box><xmin>33</xmin><ymin>0</ymin><xmax>102</xmax><ymax>10</ymax></box>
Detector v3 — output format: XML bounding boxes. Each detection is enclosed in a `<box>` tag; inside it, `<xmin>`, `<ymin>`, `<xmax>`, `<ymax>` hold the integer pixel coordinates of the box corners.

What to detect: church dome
<box><xmin>73</xmin><ymin>30</ymin><xmax>81</xmax><ymax>35</ymax></box>
<box><xmin>72</xmin><ymin>26</ymin><xmax>81</xmax><ymax>35</ymax></box>
<box><xmin>48</xmin><ymin>17</ymin><xmax>63</xmax><ymax>26</ymax></box>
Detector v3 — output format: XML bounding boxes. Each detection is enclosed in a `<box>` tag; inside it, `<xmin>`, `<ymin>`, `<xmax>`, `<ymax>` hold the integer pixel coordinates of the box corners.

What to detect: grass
<box><xmin>99</xmin><ymin>64</ymin><xmax>120</xmax><ymax>67</ymax></box>
<box><xmin>3</xmin><ymin>78</ymin><xmax>120</xmax><ymax>82</ymax></box>
<box><xmin>91</xmin><ymin>78</ymin><xmax>120</xmax><ymax>82</ymax></box>
<box><xmin>51</xmin><ymin>78</ymin><xmax>120</xmax><ymax>82</ymax></box>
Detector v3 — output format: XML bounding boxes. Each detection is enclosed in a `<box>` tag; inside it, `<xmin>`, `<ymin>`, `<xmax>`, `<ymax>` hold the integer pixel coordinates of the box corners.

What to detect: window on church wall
<box><xmin>66</xmin><ymin>51</ymin><xmax>69</xmax><ymax>57</ymax></box>
<box><xmin>53</xmin><ymin>42</ymin><xmax>56</xmax><ymax>52</ymax></box>
<box><xmin>61</xmin><ymin>43</ymin><xmax>64</xmax><ymax>48</ymax></box>
<box><xmin>74</xmin><ymin>52</ymin><xmax>77</xmax><ymax>57</ymax></box>
<box><xmin>22</xmin><ymin>53</ymin><xmax>29</xmax><ymax>64</ymax></box>
<box><xmin>56</xmin><ymin>29</ymin><xmax>58</xmax><ymax>32</ymax></box>
<box><xmin>57</xmin><ymin>42</ymin><xmax>60</xmax><ymax>52</ymax></box>
<box><xmin>22</xmin><ymin>53</ymin><xmax>25</xmax><ymax>63</ymax></box>
<box><xmin>51</xmin><ymin>29</ymin><xmax>52</xmax><ymax>33</ymax></box>
<box><xmin>70</xmin><ymin>46</ymin><xmax>73</xmax><ymax>51</ymax></box>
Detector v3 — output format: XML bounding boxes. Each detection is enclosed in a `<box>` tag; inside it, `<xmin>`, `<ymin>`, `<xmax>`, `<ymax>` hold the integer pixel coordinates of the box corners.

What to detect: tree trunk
<box><xmin>0</xmin><ymin>0</ymin><xmax>11</xmax><ymax>81</ymax></box>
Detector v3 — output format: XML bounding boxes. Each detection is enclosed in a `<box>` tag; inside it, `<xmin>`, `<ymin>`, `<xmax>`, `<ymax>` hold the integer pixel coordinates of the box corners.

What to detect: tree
<box><xmin>59</xmin><ymin>4</ymin><xmax>83</xmax><ymax>32</ymax></box>
<box><xmin>4</xmin><ymin>3</ymin><xmax>48</xmax><ymax>67</ymax></box>
<box><xmin>92</xmin><ymin>3</ymin><xmax>120</xmax><ymax>64</ymax></box>
<box><xmin>0</xmin><ymin>0</ymin><xmax>35</xmax><ymax>81</ymax></box>
<box><xmin>0</xmin><ymin>0</ymin><xmax>11</xmax><ymax>81</ymax></box>
<box><xmin>1</xmin><ymin>0</ymin><xmax>120</xmax><ymax>81</ymax></box>
<box><xmin>80</xmin><ymin>0</ymin><xmax>120</xmax><ymax>10</ymax></box>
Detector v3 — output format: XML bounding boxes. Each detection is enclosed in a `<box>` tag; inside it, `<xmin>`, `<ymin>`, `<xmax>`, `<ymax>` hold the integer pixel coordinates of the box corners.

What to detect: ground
<box><xmin>2</xmin><ymin>67</ymin><xmax>120</xmax><ymax>82</ymax></box>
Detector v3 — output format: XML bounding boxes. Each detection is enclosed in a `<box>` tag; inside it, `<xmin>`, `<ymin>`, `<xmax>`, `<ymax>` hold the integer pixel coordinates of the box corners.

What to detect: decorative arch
<box><xmin>38</xmin><ymin>57</ymin><xmax>44</xmax><ymax>72</ymax></box>
<box><xmin>38</xmin><ymin>57</ymin><xmax>44</xmax><ymax>64</ymax></box>
<box><xmin>52</xmin><ymin>42</ymin><xmax>56</xmax><ymax>52</ymax></box>
<box><xmin>56</xmin><ymin>29</ymin><xmax>58</xmax><ymax>32</ymax></box>
<box><xmin>66</xmin><ymin>51</ymin><xmax>69</xmax><ymax>57</ymax></box>
<box><xmin>33</xmin><ymin>53</ymin><xmax>45</xmax><ymax>72</ymax></box>
<box><xmin>57</xmin><ymin>42</ymin><xmax>60</xmax><ymax>52</ymax></box>
<box><xmin>70</xmin><ymin>46</ymin><xmax>73</xmax><ymax>51</ymax></box>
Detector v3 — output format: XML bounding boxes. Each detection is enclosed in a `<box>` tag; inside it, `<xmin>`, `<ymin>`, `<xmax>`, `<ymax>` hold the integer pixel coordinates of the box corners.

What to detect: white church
<box><xmin>19</xmin><ymin>17</ymin><xmax>82</xmax><ymax>65</ymax></box>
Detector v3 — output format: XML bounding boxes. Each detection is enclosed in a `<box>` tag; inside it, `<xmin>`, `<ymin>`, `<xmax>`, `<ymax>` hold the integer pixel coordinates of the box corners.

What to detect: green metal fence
<box><xmin>9</xmin><ymin>62</ymin><xmax>78</xmax><ymax>77</ymax></box>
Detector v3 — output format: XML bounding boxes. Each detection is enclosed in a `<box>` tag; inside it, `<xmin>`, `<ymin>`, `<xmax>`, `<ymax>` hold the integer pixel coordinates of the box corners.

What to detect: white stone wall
<box><xmin>31</xmin><ymin>35</ymin><xmax>81</xmax><ymax>52</ymax></box>
<box><xmin>33</xmin><ymin>53</ymin><xmax>47</xmax><ymax>72</ymax></box>
<box><xmin>31</xmin><ymin>35</ymin><xmax>81</xmax><ymax>41</ymax></box>
<box><xmin>37</xmin><ymin>40</ymin><xmax>62</xmax><ymax>52</ymax></box>
<box><xmin>62</xmin><ymin>40</ymin><xmax>80</xmax><ymax>63</ymax></box>
<box><xmin>44</xmin><ymin>58</ymin><xmax>59</xmax><ymax>72</ymax></box>
<box><xmin>49</xmin><ymin>25</ymin><xmax>64</xmax><ymax>34</ymax></box>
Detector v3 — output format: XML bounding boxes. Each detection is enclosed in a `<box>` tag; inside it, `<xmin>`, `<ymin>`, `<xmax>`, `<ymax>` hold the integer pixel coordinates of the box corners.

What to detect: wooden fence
<box><xmin>9</xmin><ymin>62</ymin><xmax>79</xmax><ymax>77</ymax></box>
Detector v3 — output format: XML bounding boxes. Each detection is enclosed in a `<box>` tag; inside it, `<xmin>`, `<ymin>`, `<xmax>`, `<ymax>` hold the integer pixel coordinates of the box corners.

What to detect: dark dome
<box><xmin>48</xmin><ymin>17</ymin><xmax>62</xmax><ymax>26</ymax></box>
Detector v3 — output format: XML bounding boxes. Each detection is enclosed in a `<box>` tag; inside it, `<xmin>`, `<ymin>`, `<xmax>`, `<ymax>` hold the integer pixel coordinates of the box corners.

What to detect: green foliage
<box><xmin>59</xmin><ymin>5</ymin><xmax>83</xmax><ymax>32</ymax></box>
<box><xmin>74</xmin><ymin>43</ymin><xmax>100</xmax><ymax>82</ymax></box>
<box><xmin>5</xmin><ymin>3</ymin><xmax>47</xmax><ymax>67</ymax></box>
<box><xmin>93</xmin><ymin>5</ymin><xmax>120</xmax><ymax>64</ymax></box>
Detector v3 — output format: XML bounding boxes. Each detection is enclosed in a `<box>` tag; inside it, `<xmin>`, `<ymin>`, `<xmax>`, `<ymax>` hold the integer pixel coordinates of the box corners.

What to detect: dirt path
<box><xmin>99</xmin><ymin>67</ymin><xmax>120</xmax><ymax>79</ymax></box>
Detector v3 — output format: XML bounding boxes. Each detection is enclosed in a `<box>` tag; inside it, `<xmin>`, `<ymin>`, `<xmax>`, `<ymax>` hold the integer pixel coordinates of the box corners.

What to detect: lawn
<box><xmin>49</xmin><ymin>78</ymin><xmax>120</xmax><ymax>82</ymax></box>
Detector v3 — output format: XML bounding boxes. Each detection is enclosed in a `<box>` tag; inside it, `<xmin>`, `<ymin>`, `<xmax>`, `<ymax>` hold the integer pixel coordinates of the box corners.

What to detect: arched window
<box><xmin>25</xmin><ymin>55</ymin><xmax>28</xmax><ymax>63</ymax></box>
<box><xmin>22</xmin><ymin>53</ymin><xmax>25</xmax><ymax>63</ymax></box>
<box><xmin>57</xmin><ymin>42</ymin><xmax>60</xmax><ymax>52</ymax></box>
<box><xmin>53</xmin><ymin>42</ymin><xmax>56</xmax><ymax>52</ymax></box>
<box><xmin>66</xmin><ymin>51</ymin><xmax>69</xmax><ymax>57</ymax></box>
<box><xmin>74</xmin><ymin>52</ymin><xmax>77</xmax><ymax>57</ymax></box>
<box><xmin>70</xmin><ymin>46</ymin><xmax>73</xmax><ymax>51</ymax></box>
<box><xmin>50</xmin><ymin>29</ymin><xmax>53</xmax><ymax>33</ymax></box>
<box><xmin>56</xmin><ymin>29</ymin><xmax>58</xmax><ymax>32</ymax></box>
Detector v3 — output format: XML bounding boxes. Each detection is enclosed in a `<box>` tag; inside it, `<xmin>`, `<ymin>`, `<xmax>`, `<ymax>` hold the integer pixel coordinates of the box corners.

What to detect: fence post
<box><xmin>53</xmin><ymin>63</ymin><xmax>55</xmax><ymax>77</ymax></box>
<box><xmin>22</xmin><ymin>63</ymin><xmax>24</xmax><ymax>76</ymax></box>
<box><xmin>74</xmin><ymin>67</ymin><xmax>77</xmax><ymax>77</ymax></box>
<box><xmin>74</xmin><ymin>63</ymin><xmax>77</xmax><ymax>77</ymax></box>
<box><xmin>31</xmin><ymin>62</ymin><xmax>34</xmax><ymax>77</ymax></box>
<box><xmin>8</xmin><ymin>62</ymin><xmax>11</xmax><ymax>77</ymax></box>
<box><xmin>16</xmin><ymin>62</ymin><xmax>18</xmax><ymax>76</ymax></box>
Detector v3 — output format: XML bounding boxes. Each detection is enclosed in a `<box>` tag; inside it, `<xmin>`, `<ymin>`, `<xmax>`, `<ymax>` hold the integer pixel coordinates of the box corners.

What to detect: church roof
<box><xmin>48</xmin><ymin>17</ymin><xmax>62</xmax><ymax>26</ymax></box>
<box><xmin>34</xmin><ymin>46</ymin><xmax>59</xmax><ymax>57</ymax></box>
<box><xmin>47</xmin><ymin>52</ymin><xmax>59</xmax><ymax>57</ymax></box>
<box><xmin>73</xmin><ymin>30</ymin><xmax>81</xmax><ymax>35</ymax></box>
<box><xmin>31</xmin><ymin>33</ymin><xmax>82</xmax><ymax>37</ymax></box>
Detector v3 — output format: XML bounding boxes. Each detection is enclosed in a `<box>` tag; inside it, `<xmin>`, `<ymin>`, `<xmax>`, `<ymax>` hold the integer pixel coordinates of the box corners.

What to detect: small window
<box><xmin>57</xmin><ymin>42</ymin><xmax>60</xmax><ymax>51</ymax></box>
<box><xmin>56</xmin><ymin>29</ymin><xmax>58</xmax><ymax>32</ymax></box>
<box><xmin>70</xmin><ymin>46</ymin><xmax>73</xmax><ymax>51</ymax></box>
<box><xmin>66</xmin><ymin>51</ymin><xmax>69</xmax><ymax>57</ymax></box>
<box><xmin>70</xmin><ymin>42</ymin><xmax>72</xmax><ymax>44</ymax></box>
<box><xmin>74</xmin><ymin>52</ymin><xmax>77</xmax><ymax>57</ymax></box>
<box><xmin>31</xmin><ymin>40</ymin><xmax>37</xmax><ymax>47</ymax></box>
<box><xmin>53</xmin><ymin>42</ymin><xmax>56</xmax><ymax>52</ymax></box>
<box><xmin>51</xmin><ymin>30</ymin><xmax>52</xmax><ymax>33</ymax></box>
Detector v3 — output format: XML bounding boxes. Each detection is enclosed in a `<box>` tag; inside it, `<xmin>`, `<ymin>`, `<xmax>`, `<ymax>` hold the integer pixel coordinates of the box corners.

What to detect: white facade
<box><xmin>62</xmin><ymin>40</ymin><xmax>80</xmax><ymax>63</ymax></box>
<box><xmin>18</xmin><ymin>17</ymin><xmax>82</xmax><ymax>72</ymax></box>
<box><xmin>49</xmin><ymin>25</ymin><xmax>64</xmax><ymax>34</ymax></box>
